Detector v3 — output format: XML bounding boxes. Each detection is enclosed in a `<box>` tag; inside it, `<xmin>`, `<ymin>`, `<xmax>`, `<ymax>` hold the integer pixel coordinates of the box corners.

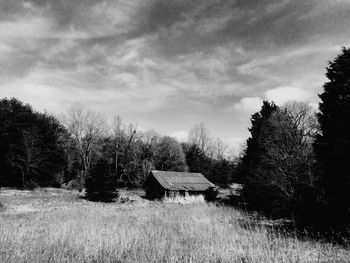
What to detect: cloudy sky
<box><xmin>1</xmin><ymin>0</ymin><xmax>350</xmax><ymax>150</ymax></box>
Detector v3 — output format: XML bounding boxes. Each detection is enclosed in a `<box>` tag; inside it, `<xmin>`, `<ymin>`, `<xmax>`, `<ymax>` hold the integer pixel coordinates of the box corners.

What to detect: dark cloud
<box><xmin>135</xmin><ymin>0</ymin><xmax>350</xmax><ymax>58</ymax></box>
<box><xmin>28</xmin><ymin>0</ymin><xmax>100</xmax><ymax>28</ymax></box>
<box><xmin>1</xmin><ymin>0</ymin><xmax>350</xmax><ymax>149</ymax></box>
<box><xmin>0</xmin><ymin>1</ymin><xmax>28</xmax><ymax>20</ymax></box>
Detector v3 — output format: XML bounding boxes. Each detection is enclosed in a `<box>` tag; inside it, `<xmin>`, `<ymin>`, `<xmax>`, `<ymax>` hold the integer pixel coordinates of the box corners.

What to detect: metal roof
<box><xmin>150</xmin><ymin>170</ymin><xmax>215</xmax><ymax>191</ymax></box>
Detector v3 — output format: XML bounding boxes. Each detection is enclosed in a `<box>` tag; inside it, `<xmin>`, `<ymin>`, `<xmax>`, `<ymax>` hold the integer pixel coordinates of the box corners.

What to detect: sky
<box><xmin>1</xmin><ymin>0</ymin><xmax>350</xmax><ymax>151</ymax></box>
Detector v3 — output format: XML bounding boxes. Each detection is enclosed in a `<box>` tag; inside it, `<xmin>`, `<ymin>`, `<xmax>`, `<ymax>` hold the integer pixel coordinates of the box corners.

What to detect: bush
<box><xmin>26</xmin><ymin>180</ymin><xmax>40</xmax><ymax>190</ymax></box>
<box><xmin>85</xmin><ymin>159</ymin><xmax>118</xmax><ymax>202</ymax></box>
<box><xmin>204</xmin><ymin>187</ymin><xmax>219</xmax><ymax>202</ymax></box>
<box><xmin>61</xmin><ymin>179</ymin><xmax>81</xmax><ymax>191</ymax></box>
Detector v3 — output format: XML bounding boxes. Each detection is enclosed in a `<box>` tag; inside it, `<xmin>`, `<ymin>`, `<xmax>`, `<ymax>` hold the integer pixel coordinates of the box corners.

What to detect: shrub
<box><xmin>61</xmin><ymin>179</ymin><xmax>81</xmax><ymax>191</ymax></box>
<box><xmin>85</xmin><ymin>159</ymin><xmax>118</xmax><ymax>202</ymax></box>
<box><xmin>204</xmin><ymin>187</ymin><xmax>219</xmax><ymax>202</ymax></box>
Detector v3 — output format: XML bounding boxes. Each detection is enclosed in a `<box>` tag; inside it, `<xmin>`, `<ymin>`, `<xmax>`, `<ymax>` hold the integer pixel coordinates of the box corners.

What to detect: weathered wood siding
<box><xmin>162</xmin><ymin>190</ymin><xmax>205</xmax><ymax>204</ymax></box>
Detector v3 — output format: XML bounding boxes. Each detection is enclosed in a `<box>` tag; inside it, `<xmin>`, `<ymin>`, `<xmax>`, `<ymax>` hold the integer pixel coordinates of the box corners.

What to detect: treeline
<box><xmin>237</xmin><ymin>48</ymin><xmax>350</xmax><ymax>236</ymax></box>
<box><xmin>1</xmin><ymin>48</ymin><xmax>349</xmax><ymax>236</ymax></box>
<box><xmin>0</xmin><ymin>101</ymin><xmax>236</xmax><ymax>190</ymax></box>
<box><xmin>0</xmin><ymin>99</ymin><xmax>66</xmax><ymax>188</ymax></box>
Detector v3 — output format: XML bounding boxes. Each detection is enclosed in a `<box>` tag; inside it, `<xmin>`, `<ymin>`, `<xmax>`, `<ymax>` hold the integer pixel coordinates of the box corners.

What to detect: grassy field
<box><xmin>0</xmin><ymin>188</ymin><xmax>349</xmax><ymax>263</ymax></box>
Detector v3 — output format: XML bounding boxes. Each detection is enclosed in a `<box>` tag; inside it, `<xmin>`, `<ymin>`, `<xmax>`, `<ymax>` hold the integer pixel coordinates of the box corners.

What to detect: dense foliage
<box><xmin>1</xmin><ymin>98</ymin><xmax>235</xmax><ymax>189</ymax></box>
<box><xmin>237</xmin><ymin>100</ymin><xmax>325</xmax><ymax>228</ymax></box>
<box><xmin>236</xmin><ymin>48</ymin><xmax>350</xmax><ymax>237</ymax></box>
<box><xmin>182</xmin><ymin>143</ymin><xmax>236</xmax><ymax>186</ymax></box>
<box><xmin>85</xmin><ymin>159</ymin><xmax>118</xmax><ymax>202</ymax></box>
<box><xmin>0</xmin><ymin>98</ymin><xmax>66</xmax><ymax>188</ymax></box>
<box><xmin>237</xmin><ymin>101</ymin><xmax>278</xmax><ymax>211</ymax></box>
<box><xmin>315</xmin><ymin>48</ymin><xmax>350</xmax><ymax>230</ymax></box>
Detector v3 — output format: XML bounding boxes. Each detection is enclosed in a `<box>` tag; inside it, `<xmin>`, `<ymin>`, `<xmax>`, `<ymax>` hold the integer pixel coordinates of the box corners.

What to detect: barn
<box><xmin>145</xmin><ymin>170</ymin><xmax>216</xmax><ymax>203</ymax></box>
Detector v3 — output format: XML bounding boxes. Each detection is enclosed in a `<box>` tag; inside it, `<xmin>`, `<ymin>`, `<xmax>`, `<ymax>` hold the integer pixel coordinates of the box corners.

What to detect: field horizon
<box><xmin>0</xmin><ymin>188</ymin><xmax>349</xmax><ymax>263</ymax></box>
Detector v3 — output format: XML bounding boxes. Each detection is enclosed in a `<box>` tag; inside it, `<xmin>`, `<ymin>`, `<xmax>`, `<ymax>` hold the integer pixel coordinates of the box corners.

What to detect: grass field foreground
<box><xmin>0</xmin><ymin>188</ymin><xmax>349</xmax><ymax>263</ymax></box>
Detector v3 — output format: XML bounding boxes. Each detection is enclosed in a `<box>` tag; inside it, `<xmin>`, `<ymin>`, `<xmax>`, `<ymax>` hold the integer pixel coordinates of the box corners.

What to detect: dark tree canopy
<box><xmin>154</xmin><ymin>136</ymin><xmax>187</xmax><ymax>172</ymax></box>
<box><xmin>182</xmin><ymin>143</ymin><xmax>210</xmax><ymax>175</ymax></box>
<box><xmin>237</xmin><ymin>101</ymin><xmax>278</xmax><ymax>213</ymax></box>
<box><xmin>238</xmin><ymin>101</ymin><xmax>321</xmax><ymax>223</ymax></box>
<box><xmin>208</xmin><ymin>158</ymin><xmax>235</xmax><ymax>186</ymax></box>
<box><xmin>0</xmin><ymin>98</ymin><xmax>66</xmax><ymax>188</ymax></box>
<box><xmin>315</xmin><ymin>48</ymin><xmax>350</xmax><ymax>228</ymax></box>
<box><xmin>182</xmin><ymin>143</ymin><xmax>236</xmax><ymax>186</ymax></box>
<box><xmin>85</xmin><ymin>159</ymin><xmax>117</xmax><ymax>202</ymax></box>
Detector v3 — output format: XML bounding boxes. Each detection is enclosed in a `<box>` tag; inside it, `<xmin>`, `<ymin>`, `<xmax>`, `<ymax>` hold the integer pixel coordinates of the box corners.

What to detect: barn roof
<box><xmin>150</xmin><ymin>170</ymin><xmax>215</xmax><ymax>191</ymax></box>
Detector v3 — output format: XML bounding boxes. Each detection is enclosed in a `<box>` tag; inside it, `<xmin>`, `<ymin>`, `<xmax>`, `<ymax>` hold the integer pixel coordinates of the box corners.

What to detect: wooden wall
<box><xmin>162</xmin><ymin>190</ymin><xmax>206</xmax><ymax>204</ymax></box>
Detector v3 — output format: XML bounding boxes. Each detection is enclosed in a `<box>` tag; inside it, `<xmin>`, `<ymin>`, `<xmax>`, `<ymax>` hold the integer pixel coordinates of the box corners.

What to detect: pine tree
<box><xmin>85</xmin><ymin>159</ymin><xmax>118</xmax><ymax>202</ymax></box>
<box><xmin>238</xmin><ymin>101</ymin><xmax>278</xmax><ymax>212</ymax></box>
<box><xmin>315</xmin><ymin>48</ymin><xmax>350</xmax><ymax>228</ymax></box>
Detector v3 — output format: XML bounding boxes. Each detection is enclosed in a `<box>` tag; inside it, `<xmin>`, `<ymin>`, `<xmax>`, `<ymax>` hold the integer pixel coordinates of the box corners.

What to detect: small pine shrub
<box><xmin>85</xmin><ymin>159</ymin><xmax>118</xmax><ymax>202</ymax></box>
<box><xmin>204</xmin><ymin>187</ymin><xmax>219</xmax><ymax>202</ymax></box>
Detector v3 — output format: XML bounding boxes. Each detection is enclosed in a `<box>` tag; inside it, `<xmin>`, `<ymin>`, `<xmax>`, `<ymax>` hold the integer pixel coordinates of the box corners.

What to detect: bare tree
<box><xmin>256</xmin><ymin>105</ymin><xmax>318</xmax><ymax>211</ymax></box>
<box><xmin>8</xmin><ymin>128</ymin><xmax>44</xmax><ymax>188</ymax></box>
<box><xmin>118</xmin><ymin>123</ymin><xmax>143</xmax><ymax>182</ymax></box>
<box><xmin>239</xmin><ymin>100</ymin><xmax>320</xmax><ymax>216</ymax></box>
<box><xmin>63</xmin><ymin>105</ymin><xmax>105</xmax><ymax>189</ymax></box>
<box><xmin>283</xmin><ymin>102</ymin><xmax>319</xmax><ymax>186</ymax></box>
<box><xmin>109</xmin><ymin>117</ymin><xmax>150</xmax><ymax>185</ymax></box>
<box><xmin>111</xmin><ymin>115</ymin><xmax>123</xmax><ymax>177</ymax></box>
<box><xmin>213</xmin><ymin>138</ymin><xmax>228</xmax><ymax>160</ymax></box>
<box><xmin>283</xmin><ymin>101</ymin><xmax>319</xmax><ymax>142</ymax></box>
<box><xmin>141</xmin><ymin>129</ymin><xmax>161</xmax><ymax>145</ymax></box>
<box><xmin>188</xmin><ymin>122</ymin><xmax>214</xmax><ymax>156</ymax></box>
<box><xmin>155</xmin><ymin>136</ymin><xmax>187</xmax><ymax>172</ymax></box>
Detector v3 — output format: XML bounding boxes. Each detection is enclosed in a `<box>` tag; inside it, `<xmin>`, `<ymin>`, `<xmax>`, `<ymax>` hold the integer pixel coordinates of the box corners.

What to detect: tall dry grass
<box><xmin>0</xmin><ymin>188</ymin><xmax>349</xmax><ymax>263</ymax></box>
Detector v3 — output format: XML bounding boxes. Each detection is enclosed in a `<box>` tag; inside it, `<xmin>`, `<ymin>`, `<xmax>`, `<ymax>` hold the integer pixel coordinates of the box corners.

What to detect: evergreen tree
<box><xmin>239</xmin><ymin>101</ymin><xmax>321</xmax><ymax>220</ymax></box>
<box><xmin>85</xmin><ymin>159</ymin><xmax>118</xmax><ymax>202</ymax></box>
<box><xmin>183</xmin><ymin>143</ymin><xmax>211</xmax><ymax>174</ymax></box>
<box><xmin>182</xmin><ymin>143</ymin><xmax>236</xmax><ymax>186</ymax></box>
<box><xmin>315</xmin><ymin>48</ymin><xmax>350</xmax><ymax>228</ymax></box>
<box><xmin>208</xmin><ymin>158</ymin><xmax>235</xmax><ymax>186</ymax></box>
<box><xmin>237</xmin><ymin>101</ymin><xmax>278</xmax><ymax>212</ymax></box>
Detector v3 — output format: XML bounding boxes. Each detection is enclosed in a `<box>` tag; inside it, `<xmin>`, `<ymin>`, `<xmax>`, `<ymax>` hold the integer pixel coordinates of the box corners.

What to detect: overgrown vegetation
<box><xmin>1</xmin><ymin>189</ymin><xmax>349</xmax><ymax>263</ymax></box>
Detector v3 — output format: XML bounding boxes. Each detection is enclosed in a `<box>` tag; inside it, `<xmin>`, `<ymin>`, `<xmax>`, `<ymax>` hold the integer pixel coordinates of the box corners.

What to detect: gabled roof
<box><xmin>150</xmin><ymin>170</ymin><xmax>215</xmax><ymax>191</ymax></box>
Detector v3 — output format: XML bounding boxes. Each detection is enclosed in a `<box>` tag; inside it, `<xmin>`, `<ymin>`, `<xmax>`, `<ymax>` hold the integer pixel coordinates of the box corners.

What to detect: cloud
<box><xmin>0</xmin><ymin>0</ymin><xmax>350</xmax><ymax>148</ymax></box>
<box><xmin>265</xmin><ymin>87</ymin><xmax>316</xmax><ymax>106</ymax></box>
<box><xmin>233</xmin><ymin>97</ymin><xmax>263</xmax><ymax>113</ymax></box>
<box><xmin>196</xmin><ymin>14</ymin><xmax>233</xmax><ymax>34</ymax></box>
<box><xmin>0</xmin><ymin>17</ymin><xmax>52</xmax><ymax>40</ymax></box>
